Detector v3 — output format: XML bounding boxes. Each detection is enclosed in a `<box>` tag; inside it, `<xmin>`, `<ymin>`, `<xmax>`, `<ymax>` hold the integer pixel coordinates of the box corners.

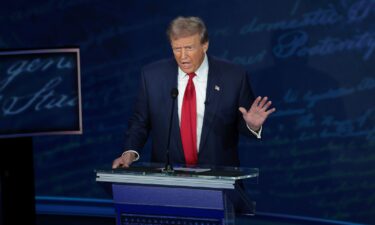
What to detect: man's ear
<box><xmin>203</xmin><ymin>41</ymin><xmax>209</xmax><ymax>53</ymax></box>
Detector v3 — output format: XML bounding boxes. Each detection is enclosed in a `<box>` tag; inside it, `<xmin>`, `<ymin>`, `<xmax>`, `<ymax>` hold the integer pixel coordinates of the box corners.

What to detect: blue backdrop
<box><xmin>1</xmin><ymin>0</ymin><xmax>374</xmax><ymax>224</ymax></box>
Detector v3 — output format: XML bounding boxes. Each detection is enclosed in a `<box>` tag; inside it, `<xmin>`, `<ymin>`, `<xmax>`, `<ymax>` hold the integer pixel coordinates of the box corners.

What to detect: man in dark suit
<box><xmin>112</xmin><ymin>16</ymin><xmax>275</xmax><ymax>168</ymax></box>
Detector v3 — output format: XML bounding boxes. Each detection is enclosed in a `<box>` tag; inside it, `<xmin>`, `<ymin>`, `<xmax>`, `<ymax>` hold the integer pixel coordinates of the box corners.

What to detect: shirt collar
<box><xmin>178</xmin><ymin>54</ymin><xmax>209</xmax><ymax>81</ymax></box>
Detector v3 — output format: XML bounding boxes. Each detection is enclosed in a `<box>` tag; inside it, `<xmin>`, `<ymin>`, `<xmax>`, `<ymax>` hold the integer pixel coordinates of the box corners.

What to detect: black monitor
<box><xmin>0</xmin><ymin>48</ymin><xmax>82</xmax><ymax>138</ymax></box>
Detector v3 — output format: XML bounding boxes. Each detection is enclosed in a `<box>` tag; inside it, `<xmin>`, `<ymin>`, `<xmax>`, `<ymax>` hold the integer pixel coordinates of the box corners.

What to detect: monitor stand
<box><xmin>0</xmin><ymin>137</ymin><xmax>36</xmax><ymax>225</ymax></box>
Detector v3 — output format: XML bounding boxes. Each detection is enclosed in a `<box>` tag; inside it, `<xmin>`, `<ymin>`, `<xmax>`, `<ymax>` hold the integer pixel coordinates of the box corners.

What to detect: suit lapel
<box><xmin>199</xmin><ymin>57</ymin><xmax>222</xmax><ymax>153</ymax></box>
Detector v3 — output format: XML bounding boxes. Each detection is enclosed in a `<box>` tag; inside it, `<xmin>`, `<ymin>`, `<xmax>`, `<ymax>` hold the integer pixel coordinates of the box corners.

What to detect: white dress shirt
<box><xmin>177</xmin><ymin>54</ymin><xmax>209</xmax><ymax>152</ymax></box>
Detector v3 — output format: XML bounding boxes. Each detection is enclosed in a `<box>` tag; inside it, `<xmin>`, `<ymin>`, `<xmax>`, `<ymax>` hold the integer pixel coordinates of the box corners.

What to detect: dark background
<box><xmin>1</xmin><ymin>0</ymin><xmax>374</xmax><ymax>224</ymax></box>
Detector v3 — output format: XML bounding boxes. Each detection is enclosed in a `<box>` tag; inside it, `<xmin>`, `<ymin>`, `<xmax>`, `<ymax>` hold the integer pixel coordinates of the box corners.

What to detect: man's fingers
<box><xmin>266</xmin><ymin>107</ymin><xmax>276</xmax><ymax>115</ymax></box>
<box><xmin>112</xmin><ymin>158</ymin><xmax>121</xmax><ymax>169</ymax></box>
<box><xmin>262</xmin><ymin>100</ymin><xmax>272</xmax><ymax>111</ymax></box>
<box><xmin>258</xmin><ymin>96</ymin><xmax>268</xmax><ymax>108</ymax></box>
<box><xmin>121</xmin><ymin>163</ymin><xmax>130</xmax><ymax>168</ymax></box>
<box><xmin>122</xmin><ymin>153</ymin><xmax>136</xmax><ymax>168</ymax></box>
<box><xmin>253</xmin><ymin>96</ymin><xmax>262</xmax><ymax>108</ymax></box>
<box><xmin>122</xmin><ymin>156</ymin><xmax>132</xmax><ymax>168</ymax></box>
<box><xmin>112</xmin><ymin>156</ymin><xmax>132</xmax><ymax>169</ymax></box>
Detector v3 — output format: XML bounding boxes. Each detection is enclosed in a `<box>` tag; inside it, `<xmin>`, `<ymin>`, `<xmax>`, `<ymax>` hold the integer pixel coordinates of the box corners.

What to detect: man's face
<box><xmin>171</xmin><ymin>34</ymin><xmax>209</xmax><ymax>74</ymax></box>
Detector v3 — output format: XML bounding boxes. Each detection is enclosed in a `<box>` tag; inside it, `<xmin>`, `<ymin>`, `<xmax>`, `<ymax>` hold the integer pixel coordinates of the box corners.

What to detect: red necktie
<box><xmin>181</xmin><ymin>72</ymin><xmax>197</xmax><ymax>165</ymax></box>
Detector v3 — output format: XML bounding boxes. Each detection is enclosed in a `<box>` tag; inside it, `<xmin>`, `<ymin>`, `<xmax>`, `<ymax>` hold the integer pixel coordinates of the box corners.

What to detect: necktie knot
<box><xmin>187</xmin><ymin>72</ymin><xmax>196</xmax><ymax>80</ymax></box>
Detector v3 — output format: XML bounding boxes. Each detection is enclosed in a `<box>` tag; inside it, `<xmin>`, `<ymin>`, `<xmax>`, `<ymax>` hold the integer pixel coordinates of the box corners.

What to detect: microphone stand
<box><xmin>162</xmin><ymin>88</ymin><xmax>178</xmax><ymax>173</ymax></box>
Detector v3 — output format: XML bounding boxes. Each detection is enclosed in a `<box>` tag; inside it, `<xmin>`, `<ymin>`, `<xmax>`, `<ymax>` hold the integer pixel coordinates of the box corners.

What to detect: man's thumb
<box><xmin>238</xmin><ymin>107</ymin><xmax>247</xmax><ymax>115</ymax></box>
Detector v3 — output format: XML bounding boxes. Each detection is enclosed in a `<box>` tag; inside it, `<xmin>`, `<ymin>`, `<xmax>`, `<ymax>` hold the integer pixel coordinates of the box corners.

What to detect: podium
<box><xmin>96</xmin><ymin>163</ymin><xmax>259</xmax><ymax>225</ymax></box>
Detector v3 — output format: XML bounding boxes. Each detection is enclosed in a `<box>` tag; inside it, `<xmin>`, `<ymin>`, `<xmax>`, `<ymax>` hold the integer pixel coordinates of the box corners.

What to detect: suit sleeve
<box><xmin>123</xmin><ymin>69</ymin><xmax>151</xmax><ymax>151</ymax></box>
<box><xmin>238</xmin><ymin>71</ymin><xmax>258</xmax><ymax>138</ymax></box>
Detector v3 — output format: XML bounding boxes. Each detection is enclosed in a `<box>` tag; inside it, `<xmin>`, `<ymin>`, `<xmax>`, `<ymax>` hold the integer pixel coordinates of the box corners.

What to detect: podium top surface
<box><xmin>95</xmin><ymin>163</ymin><xmax>259</xmax><ymax>189</ymax></box>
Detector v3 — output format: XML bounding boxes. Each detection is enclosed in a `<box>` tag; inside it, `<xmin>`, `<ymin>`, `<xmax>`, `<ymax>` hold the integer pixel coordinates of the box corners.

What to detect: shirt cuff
<box><xmin>246</xmin><ymin>124</ymin><xmax>262</xmax><ymax>139</ymax></box>
<box><xmin>122</xmin><ymin>150</ymin><xmax>140</xmax><ymax>161</ymax></box>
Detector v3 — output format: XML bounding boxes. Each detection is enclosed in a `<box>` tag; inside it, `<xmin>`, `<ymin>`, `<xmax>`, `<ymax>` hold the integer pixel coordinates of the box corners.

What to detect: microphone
<box><xmin>163</xmin><ymin>88</ymin><xmax>178</xmax><ymax>173</ymax></box>
<box><xmin>171</xmin><ymin>88</ymin><xmax>178</xmax><ymax>99</ymax></box>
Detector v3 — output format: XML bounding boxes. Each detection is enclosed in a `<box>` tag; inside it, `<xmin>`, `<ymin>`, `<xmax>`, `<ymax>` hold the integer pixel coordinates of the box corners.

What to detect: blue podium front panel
<box><xmin>112</xmin><ymin>184</ymin><xmax>233</xmax><ymax>225</ymax></box>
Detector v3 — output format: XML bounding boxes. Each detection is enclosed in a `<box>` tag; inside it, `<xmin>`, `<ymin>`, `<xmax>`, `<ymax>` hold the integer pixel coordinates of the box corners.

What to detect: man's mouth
<box><xmin>181</xmin><ymin>62</ymin><xmax>191</xmax><ymax>68</ymax></box>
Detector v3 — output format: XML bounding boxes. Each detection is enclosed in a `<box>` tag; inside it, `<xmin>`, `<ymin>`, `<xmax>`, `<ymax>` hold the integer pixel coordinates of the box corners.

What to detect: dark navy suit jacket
<box><xmin>124</xmin><ymin>56</ymin><xmax>256</xmax><ymax>167</ymax></box>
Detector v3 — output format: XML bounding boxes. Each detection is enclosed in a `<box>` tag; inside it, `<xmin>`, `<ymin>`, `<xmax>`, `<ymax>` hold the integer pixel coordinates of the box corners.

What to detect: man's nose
<box><xmin>180</xmin><ymin>49</ymin><xmax>188</xmax><ymax>59</ymax></box>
